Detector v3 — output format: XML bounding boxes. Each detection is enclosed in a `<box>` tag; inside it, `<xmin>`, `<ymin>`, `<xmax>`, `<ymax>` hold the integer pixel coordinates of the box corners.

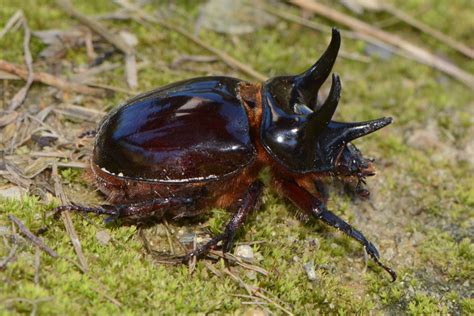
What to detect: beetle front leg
<box><xmin>183</xmin><ymin>180</ymin><xmax>263</xmax><ymax>261</ymax></box>
<box><xmin>274</xmin><ymin>178</ymin><xmax>397</xmax><ymax>281</ymax></box>
<box><xmin>54</xmin><ymin>196</ymin><xmax>194</xmax><ymax>222</ymax></box>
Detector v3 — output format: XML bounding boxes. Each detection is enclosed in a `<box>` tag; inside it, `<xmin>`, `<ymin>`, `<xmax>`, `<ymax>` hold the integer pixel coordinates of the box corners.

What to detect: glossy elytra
<box><xmin>56</xmin><ymin>29</ymin><xmax>396</xmax><ymax>281</ymax></box>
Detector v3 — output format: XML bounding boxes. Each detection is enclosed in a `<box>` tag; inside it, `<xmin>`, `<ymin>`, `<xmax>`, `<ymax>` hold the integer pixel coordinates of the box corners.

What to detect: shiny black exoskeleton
<box><xmin>56</xmin><ymin>28</ymin><xmax>396</xmax><ymax>281</ymax></box>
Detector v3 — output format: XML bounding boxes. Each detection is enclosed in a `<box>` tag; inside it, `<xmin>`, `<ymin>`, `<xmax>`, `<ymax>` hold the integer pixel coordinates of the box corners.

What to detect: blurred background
<box><xmin>0</xmin><ymin>0</ymin><xmax>472</xmax><ymax>314</ymax></box>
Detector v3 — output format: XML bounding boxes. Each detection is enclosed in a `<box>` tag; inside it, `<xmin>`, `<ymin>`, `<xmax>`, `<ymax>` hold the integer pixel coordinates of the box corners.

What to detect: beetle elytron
<box><xmin>56</xmin><ymin>29</ymin><xmax>396</xmax><ymax>281</ymax></box>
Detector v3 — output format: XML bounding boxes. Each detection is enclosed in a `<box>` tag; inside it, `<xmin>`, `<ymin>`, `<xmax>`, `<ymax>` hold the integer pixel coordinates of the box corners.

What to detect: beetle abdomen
<box><xmin>93</xmin><ymin>77</ymin><xmax>256</xmax><ymax>183</ymax></box>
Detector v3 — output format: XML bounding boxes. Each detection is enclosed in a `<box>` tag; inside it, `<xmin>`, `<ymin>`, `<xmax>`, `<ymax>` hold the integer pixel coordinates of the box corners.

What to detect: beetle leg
<box><xmin>183</xmin><ymin>181</ymin><xmax>263</xmax><ymax>262</ymax></box>
<box><xmin>54</xmin><ymin>197</ymin><xmax>194</xmax><ymax>221</ymax></box>
<box><xmin>274</xmin><ymin>178</ymin><xmax>397</xmax><ymax>281</ymax></box>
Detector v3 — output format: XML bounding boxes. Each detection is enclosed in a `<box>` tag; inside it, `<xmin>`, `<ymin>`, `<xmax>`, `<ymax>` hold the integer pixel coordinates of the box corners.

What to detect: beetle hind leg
<box><xmin>274</xmin><ymin>177</ymin><xmax>397</xmax><ymax>281</ymax></box>
<box><xmin>183</xmin><ymin>181</ymin><xmax>263</xmax><ymax>262</ymax></box>
<box><xmin>54</xmin><ymin>196</ymin><xmax>194</xmax><ymax>222</ymax></box>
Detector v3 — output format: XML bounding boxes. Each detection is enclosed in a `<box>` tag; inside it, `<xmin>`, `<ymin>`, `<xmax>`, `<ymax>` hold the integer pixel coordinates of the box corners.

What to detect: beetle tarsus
<box><xmin>276</xmin><ymin>178</ymin><xmax>397</xmax><ymax>281</ymax></box>
<box><xmin>183</xmin><ymin>181</ymin><xmax>263</xmax><ymax>262</ymax></box>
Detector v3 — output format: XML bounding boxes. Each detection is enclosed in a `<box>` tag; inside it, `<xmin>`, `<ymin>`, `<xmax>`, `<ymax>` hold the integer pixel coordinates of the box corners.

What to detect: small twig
<box><xmin>262</xmin><ymin>5</ymin><xmax>371</xmax><ymax>63</ymax></box>
<box><xmin>70</xmin><ymin>62</ymin><xmax>120</xmax><ymax>83</ymax></box>
<box><xmin>203</xmin><ymin>260</ymin><xmax>223</xmax><ymax>277</ymax></box>
<box><xmin>190</xmin><ymin>233</ymin><xmax>197</xmax><ymax>274</ymax></box>
<box><xmin>0</xmin><ymin>10</ymin><xmax>22</xmax><ymax>39</ymax></box>
<box><xmin>34</xmin><ymin>246</ymin><xmax>40</xmax><ymax>285</ymax></box>
<box><xmin>115</xmin><ymin>0</ymin><xmax>268</xmax><ymax>81</ymax></box>
<box><xmin>8</xmin><ymin>214</ymin><xmax>58</xmax><ymax>258</ymax></box>
<box><xmin>382</xmin><ymin>4</ymin><xmax>474</xmax><ymax>59</ymax></box>
<box><xmin>84</xmin><ymin>82</ymin><xmax>134</xmax><ymax>95</ymax></box>
<box><xmin>8</xmin><ymin>12</ymin><xmax>34</xmax><ymax>111</ymax></box>
<box><xmin>52</xmin><ymin>161</ymin><xmax>89</xmax><ymax>271</ymax></box>
<box><xmin>124</xmin><ymin>53</ymin><xmax>137</xmax><ymax>89</ymax></box>
<box><xmin>223</xmin><ymin>268</ymin><xmax>294</xmax><ymax>315</ymax></box>
<box><xmin>171</xmin><ymin>55</ymin><xmax>218</xmax><ymax>68</ymax></box>
<box><xmin>0</xmin><ymin>241</ymin><xmax>18</xmax><ymax>269</ymax></box>
<box><xmin>208</xmin><ymin>250</ymin><xmax>269</xmax><ymax>276</ymax></box>
<box><xmin>162</xmin><ymin>219</ymin><xmax>176</xmax><ymax>255</ymax></box>
<box><xmin>56</xmin><ymin>0</ymin><xmax>132</xmax><ymax>54</ymax></box>
<box><xmin>290</xmin><ymin>0</ymin><xmax>474</xmax><ymax>88</ymax></box>
<box><xmin>0</xmin><ymin>59</ymin><xmax>104</xmax><ymax>96</ymax></box>
<box><xmin>56</xmin><ymin>161</ymin><xmax>88</xmax><ymax>169</ymax></box>
<box><xmin>56</xmin><ymin>0</ymin><xmax>137</xmax><ymax>89</ymax></box>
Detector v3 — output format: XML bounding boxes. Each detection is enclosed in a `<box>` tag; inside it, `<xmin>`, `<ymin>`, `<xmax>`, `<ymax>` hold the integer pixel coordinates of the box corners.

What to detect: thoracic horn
<box><xmin>290</xmin><ymin>28</ymin><xmax>341</xmax><ymax>109</ymax></box>
<box><xmin>304</xmin><ymin>73</ymin><xmax>341</xmax><ymax>142</ymax></box>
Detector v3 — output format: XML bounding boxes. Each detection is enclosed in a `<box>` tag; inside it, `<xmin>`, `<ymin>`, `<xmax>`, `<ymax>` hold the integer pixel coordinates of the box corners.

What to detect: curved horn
<box><xmin>319</xmin><ymin>117</ymin><xmax>393</xmax><ymax>162</ymax></box>
<box><xmin>337</xmin><ymin>117</ymin><xmax>393</xmax><ymax>143</ymax></box>
<box><xmin>324</xmin><ymin>117</ymin><xmax>392</xmax><ymax>151</ymax></box>
<box><xmin>311</xmin><ymin>73</ymin><xmax>341</xmax><ymax>126</ymax></box>
<box><xmin>291</xmin><ymin>28</ymin><xmax>341</xmax><ymax>109</ymax></box>
<box><xmin>304</xmin><ymin>73</ymin><xmax>341</xmax><ymax>140</ymax></box>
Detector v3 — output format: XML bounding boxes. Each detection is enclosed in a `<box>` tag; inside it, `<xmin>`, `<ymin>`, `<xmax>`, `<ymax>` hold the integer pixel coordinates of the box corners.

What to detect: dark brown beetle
<box><xmin>57</xmin><ymin>29</ymin><xmax>396</xmax><ymax>281</ymax></box>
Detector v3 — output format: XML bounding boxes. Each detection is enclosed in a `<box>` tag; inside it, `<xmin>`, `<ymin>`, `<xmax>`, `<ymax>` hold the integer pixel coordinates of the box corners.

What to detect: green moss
<box><xmin>1</xmin><ymin>0</ymin><xmax>473</xmax><ymax>314</ymax></box>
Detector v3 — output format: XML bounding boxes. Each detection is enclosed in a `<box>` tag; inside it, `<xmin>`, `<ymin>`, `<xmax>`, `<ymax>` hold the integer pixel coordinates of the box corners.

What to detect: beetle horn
<box><xmin>322</xmin><ymin>117</ymin><xmax>393</xmax><ymax>159</ymax></box>
<box><xmin>337</xmin><ymin>117</ymin><xmax>393</xmax><ymax>143</ymax></box>
<box><xmin>303</xmin><ymin>73</ymin><xmax>341</xmax><ymax>142</ymax></box>
<box><xmin>291</xmin><ymin>28</ymin><xmax>341</xmax><ymax>109</ymax></box>
<box><xmin>310</xmin><ymin>73</ymin><xmax>341</xmax><ymax>126</ymax></box>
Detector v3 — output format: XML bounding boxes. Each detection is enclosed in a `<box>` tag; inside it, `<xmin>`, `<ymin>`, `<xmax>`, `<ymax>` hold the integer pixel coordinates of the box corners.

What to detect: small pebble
<box><xmin>96</xmin><ymin>230</ymin><xmax>111</xmax><ymax>245</ymax></box>
<box><xmin>234</xmin><ymin>245</ymin><xmax>254</xmax><ymax>260</ymax></box>
<box><xmin>0</xmin><ymin>186</ymin><xmax>26</xmax><ymax>200</ymax></box>
<box><xmin>179</xmin><ymin>232</ymin><xmax>196</xmax><ymax>245</ymax></box>
<box><xmin>245</xmin><ymin>269</ymin><xmax>257</xmax><ymax>280</ymax></box>
<box><xmin>303</xmin><ymin>260</ymin><xmax>317</xmax><ymax>281</ymax></box>
<box><xmin>0</xmin><ymin>226</ymin><xmax>10</xmax><ymax>236</ymax></box>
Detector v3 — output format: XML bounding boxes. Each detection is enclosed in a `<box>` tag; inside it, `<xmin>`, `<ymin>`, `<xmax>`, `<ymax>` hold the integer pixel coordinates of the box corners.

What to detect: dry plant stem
<box><xmin>164</xmin><ymin>23</ymin><xmax>268</xmax><ymax>81</ymax></box>
<box><xmin>8</xmin><ymin>13</ymin><xmax>33</xmax><ymax>111</ymax></box>
<box><xmin>291</xmin><ymin>0</ymin><xmax>474</xmax><ymax>89</ymax></box>
<box><xmin>0</xmin><ymin>59</ymin><xmax>104</xmax><ymax>96</ymax></box>
<box><xmin>56</xmin><ymin>0</ymin><xmax>132</xmax><ymax>54</ymax></box>
<box><xmin>52</xmin><ymin>162</ymin><xmax>89</xmax><ymax>272</ymax></box>
<box><xmin>0</xmin><ymin>241</ymin><xmax>18</xmax><ymax>269</ymax></box>
<box><xmin>56</xmin><ymin>0</ymin><xmax>137</xmax><ymax>89</ymax></box>
<box><xmin>262</xmin><ymin>5</ymin><xmax>376</xmax><ymax>62</ymax></box>
<box><xmin>223</xmin><ymin>268</ymin><xmax>294</xmax><ymax>316</ymax></box>
<box><xmin>383</xmin><ymin>4</ymin><xmax>474</xmax><ymax>59</ymax></box>
<box><xmin>208</xmin><ymin>250</ymin><xmax>269</xmax><ymax>276</ymax></box>
<box><xmin>267</xmin><ymin>5</ymin><xmax>400</xmax><ymax>57</ymax></box>
<box><xmin>0</xmin><ymin>10</ymin><xmax>22</xmax><ymax>39</ymax></box>
<box><xmin>115</xmin><ymin>0</ymin><xmax>268</xmax><ymax>81</ymax></box>
<box><xmin>34</xmin><ymin>246</ymin><xmax>41</xmax><ymax>285</ymax></box>
<box><xmin>85</xmin><ymin>82</ymin><xmax>134</xmax><ymax>95</ymax></box>
<box><xmin>8</xmin><ymin>214</ymin><xmax>58</xmax><ymax>258</ymax></box>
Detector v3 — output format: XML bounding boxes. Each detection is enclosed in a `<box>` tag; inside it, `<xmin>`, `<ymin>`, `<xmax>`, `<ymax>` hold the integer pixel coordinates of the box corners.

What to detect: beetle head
<box><xmin>260</xmin><ymin>28</ymin><xmax>392</xmax><ymax>174</ymax></box>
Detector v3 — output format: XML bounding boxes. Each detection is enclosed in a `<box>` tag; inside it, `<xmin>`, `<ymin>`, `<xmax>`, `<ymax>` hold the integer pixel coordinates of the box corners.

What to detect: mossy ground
<box><xmin>1</xmin><ymin>0</ymin><xmax>473</xmax><ymax>314</ymax></box>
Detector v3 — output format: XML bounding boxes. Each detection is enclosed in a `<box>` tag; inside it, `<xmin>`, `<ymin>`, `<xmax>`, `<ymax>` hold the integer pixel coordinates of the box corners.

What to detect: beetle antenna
<box><xmin>292</xmin><ymin>28</ymin><xmax>341</xmax><ymax>109</ymax></box>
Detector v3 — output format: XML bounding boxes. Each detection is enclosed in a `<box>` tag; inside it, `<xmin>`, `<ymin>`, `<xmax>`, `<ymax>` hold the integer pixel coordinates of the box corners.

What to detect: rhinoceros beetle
<box><xmin>56</xmin><ymin>28</ymin><xmax>396</xmax><ymax>281</ymax></box>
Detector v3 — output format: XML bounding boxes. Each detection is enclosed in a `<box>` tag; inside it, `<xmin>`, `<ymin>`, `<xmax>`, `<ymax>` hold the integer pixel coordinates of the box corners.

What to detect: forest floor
<box><xmin>1</xmin><ymin>0</ymin><xmax>473</xmax><ymax>314</ymax></box>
